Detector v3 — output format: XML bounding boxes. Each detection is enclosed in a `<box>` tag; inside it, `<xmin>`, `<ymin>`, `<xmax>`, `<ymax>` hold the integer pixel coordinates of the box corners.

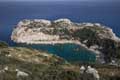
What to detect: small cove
<box><xmin>16</xmin><ymin>43</ymin><xmax>96</xmax><ymax>63</ymax></box>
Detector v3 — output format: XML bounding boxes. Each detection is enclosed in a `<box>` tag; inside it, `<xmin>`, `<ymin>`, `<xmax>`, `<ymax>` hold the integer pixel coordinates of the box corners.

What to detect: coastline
<box><xmin>14</xmin><ymin>40</ymin><xmax>101</xmax><ymax>57</ymax></box>
<box><xmin>11</xmin><ymin>19</ymin><xmax>120</xmax><ymax>64</ymax></box>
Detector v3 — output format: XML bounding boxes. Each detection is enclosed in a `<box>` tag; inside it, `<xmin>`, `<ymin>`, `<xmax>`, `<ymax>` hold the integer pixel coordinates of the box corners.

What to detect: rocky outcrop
<box><xmin>11</xmin><ymin>19</ymin><xmax>120</xmax><ymax>64</ymax></box>
<box><xmin>80</xmin><ymin>65</ymin><xmax>100</xmax><ymax>80</ymax></box>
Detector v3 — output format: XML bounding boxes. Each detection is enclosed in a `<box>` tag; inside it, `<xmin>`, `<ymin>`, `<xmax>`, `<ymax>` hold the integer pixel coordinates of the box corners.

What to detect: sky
<box><xmin>0</xmin><ymin>0</ymin><xmax>119</xmax><ymax>2</ymax></box>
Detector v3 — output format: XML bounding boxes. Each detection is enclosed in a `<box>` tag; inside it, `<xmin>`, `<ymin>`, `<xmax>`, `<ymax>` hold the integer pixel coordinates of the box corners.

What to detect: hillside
<box><xmin>0</xmin><ymin>41</ymin><xmax>80</xmax><ymax>80</ymax></box>
<box><xmin>0</xmin><ymin>42</ymin><xmax>120</xmax><ymax>80</ymax></box>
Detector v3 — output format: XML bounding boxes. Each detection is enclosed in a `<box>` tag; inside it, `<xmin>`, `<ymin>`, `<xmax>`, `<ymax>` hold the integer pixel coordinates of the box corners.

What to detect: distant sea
<box><xmin>0</xmin><ymin>1</ymin><xmax>120</xmax><ymax>63</ymax></box>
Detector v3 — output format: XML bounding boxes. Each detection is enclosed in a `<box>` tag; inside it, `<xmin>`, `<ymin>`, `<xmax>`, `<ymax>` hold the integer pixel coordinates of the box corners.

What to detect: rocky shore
<box><xmin>11</xmin><ymin>19</ymin><xmax>120</xmax><ymax>64</ymax></box>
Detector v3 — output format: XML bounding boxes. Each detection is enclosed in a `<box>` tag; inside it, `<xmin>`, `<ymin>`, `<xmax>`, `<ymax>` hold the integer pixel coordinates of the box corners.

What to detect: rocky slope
<box><xmin>11</xmin><ymin>19</ymin><xmax>120</xmax><ymax>64</ymax></box>
<box><xmin>0</xmin><ymin>41</ymin><xmax>120</xmax><ymax>80</ymax></box>
<box><xmin>0</xmin><ymin>41</ymin><xmax>79</xmax><ymax>80</ymax></box>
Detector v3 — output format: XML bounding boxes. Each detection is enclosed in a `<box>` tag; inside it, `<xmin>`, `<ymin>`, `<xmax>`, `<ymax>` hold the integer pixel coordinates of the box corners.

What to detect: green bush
<box><xmin>0</xmin><ymin>41</ymin><xmax>8</xmax><ymax>48</ymax></box>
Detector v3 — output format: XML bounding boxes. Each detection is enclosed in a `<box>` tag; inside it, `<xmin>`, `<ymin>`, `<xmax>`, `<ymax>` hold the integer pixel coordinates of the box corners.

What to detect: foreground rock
<box><xmin>11</xmin><ymin>19</ymin><xmax>120</xmax><ymax>64</ymax></box>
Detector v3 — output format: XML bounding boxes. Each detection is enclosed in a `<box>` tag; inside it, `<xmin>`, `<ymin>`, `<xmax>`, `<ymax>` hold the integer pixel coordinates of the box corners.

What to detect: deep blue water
<box><xmin>0</xmin><ymin>1</ymin><xmax>120</xmax><ymax>62</ymax></box>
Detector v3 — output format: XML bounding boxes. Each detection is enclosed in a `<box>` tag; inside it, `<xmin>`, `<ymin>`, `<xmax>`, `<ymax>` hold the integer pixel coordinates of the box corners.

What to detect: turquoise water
<box><xmin>17</xmin><ymin>43</ymin><xmax>96</xmax><ymax>63</ymax></box>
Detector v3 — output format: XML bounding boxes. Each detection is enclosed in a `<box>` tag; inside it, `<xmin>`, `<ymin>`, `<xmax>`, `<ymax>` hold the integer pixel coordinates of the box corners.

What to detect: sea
<box><xmin>0</xmin><ymin>1</ymin><xmax>120</xmax><ymax>63</ymax></box>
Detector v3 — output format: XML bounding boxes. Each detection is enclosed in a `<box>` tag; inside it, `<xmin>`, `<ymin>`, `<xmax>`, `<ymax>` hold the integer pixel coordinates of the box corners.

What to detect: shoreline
<box><xmin>14</xmin><ymin>40</ymin><xmax>101</xmax><ymax>56</ymax></box>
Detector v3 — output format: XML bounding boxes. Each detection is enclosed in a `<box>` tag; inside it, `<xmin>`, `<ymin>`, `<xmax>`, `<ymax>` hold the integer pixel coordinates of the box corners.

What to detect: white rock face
<box><xmin>34</xmin><ymin>19</ymin><xmax>51</xmax><ymax>26</ymax></box>
<box><xmin>16</xmin><ymin>69</ymin><xmax>29</xmax><ymax>77</ymax></box>
<box><xmin>86</xmin><ymin>66</ymin><xmax>100</xmax><ymax>80</ymax></box>
<box><xmin>7</xmin><ymin>54</ymin><xmax>12</xmax><ymax>57</ymax></box>
<box><xmin>83</xmin><ymin>40</ymin><xmax>88</xmax><ymax>44</ymax></box>
<box><xmin>107</xmin><ymin>28</ymin><xmax>120</xmax><ymax>41</ymax></box>
<box><xmin>84</xmin><ymin>23</ymin><xmax>94</xmax><ymax>27</ymax></box>
<box><xmin>97</xmin><ymin>27</ymin><xmax>120</xmax><ymax>42</ymax></box>
<box><xmin>16</xmin><ymin>32</ymin><xmax>60</xmax><ymax>43</ymax></box>
<box><xmin>54</xmin><ymin>18</ymin><xmax>72</xmax><ymax>24</ymax></box>
<box><xmin>90</xmin><ymin>45</ymin><xmax>99</xmax><ymax>50</ymax></box>
<box><xmin>0</xmin><ymin>66</ymin><xmax>9</xmax><ymax>73</ymax></box>
<box><xmin>4</xmin><ymin>66</ymin><xmax>9</xmax><ymax>71</ymax></box>
<box><xmin>80</xmin><ymin>66</ymin><xmax>85</xmax><ymax>74</ymax></box>
<box><xmin>94</xmin><ymin>23</ymin><xmax>101</xmax><ymax>26</ymax></box>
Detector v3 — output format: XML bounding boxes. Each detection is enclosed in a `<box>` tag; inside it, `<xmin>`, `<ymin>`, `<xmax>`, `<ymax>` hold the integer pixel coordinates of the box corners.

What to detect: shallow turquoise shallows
<box><xmin>17</xmin><ymin>43</ymin><xmax>96</xmax><ymax>63</ymax></box>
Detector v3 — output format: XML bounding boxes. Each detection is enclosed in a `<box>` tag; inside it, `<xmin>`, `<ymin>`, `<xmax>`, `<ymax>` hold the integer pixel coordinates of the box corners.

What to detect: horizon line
<box><xmin>0</xmin><ymin>0</ymin><xmax>119</xmax><ymax>2</ymax></box>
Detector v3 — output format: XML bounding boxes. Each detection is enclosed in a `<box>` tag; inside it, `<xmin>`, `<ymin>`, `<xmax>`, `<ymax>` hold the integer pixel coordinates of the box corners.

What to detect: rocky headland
<box><xmin>11</xmin><ymin>19</ymin><xmax>120</xmax><ymax>64</ymax></box>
